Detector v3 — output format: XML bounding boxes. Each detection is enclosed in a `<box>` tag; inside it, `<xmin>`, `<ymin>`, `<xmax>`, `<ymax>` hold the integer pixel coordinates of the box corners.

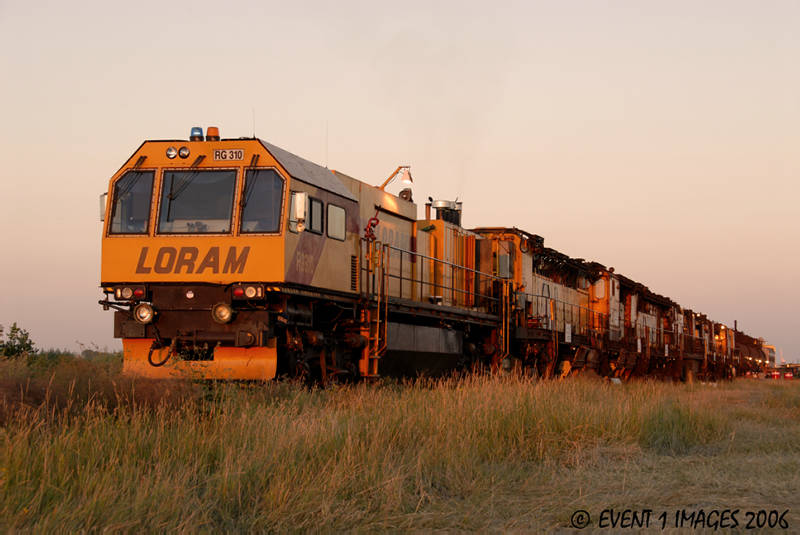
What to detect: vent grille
<box><xmin>350</xmin><ymin>255</ymin><xmax>359</xmax><ymax>292</ymax></box>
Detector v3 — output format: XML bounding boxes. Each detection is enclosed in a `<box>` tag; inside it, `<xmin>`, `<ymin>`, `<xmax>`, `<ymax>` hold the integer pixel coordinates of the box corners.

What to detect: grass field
<box><xmin>1</xmin><ymin>354</ymin><xmax>798</xmax><ymax>532</ymax></box>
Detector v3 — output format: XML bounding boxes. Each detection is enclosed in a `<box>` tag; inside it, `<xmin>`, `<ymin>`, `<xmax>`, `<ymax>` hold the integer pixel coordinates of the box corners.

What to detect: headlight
<box><xmin>166</xmin><ymin>146</ymin><xmax>178</xmax><ymax>159</ymax></box>
<box><xmin>178</xmin><ymin>146</ymin><xmax>190</xmax><ymax>159</ymax></box>
<box><xmin>120</xmin><ymin>287</ymin><xmax>133</xmax><ymax>299</ymax></box>
<box><xmin>244</xmin><ymin>286</ymin><xmax>257</xmax><ymax>298</ymax></box>
<box><xmin>133</xmin><ymin>303</ymin><xmax>155</xmax><ymax>324</ymax></box>
<box><xmin>212</xmin><ymin>303</ymin><xmax>234</xmax><ymax>324</ymax></box>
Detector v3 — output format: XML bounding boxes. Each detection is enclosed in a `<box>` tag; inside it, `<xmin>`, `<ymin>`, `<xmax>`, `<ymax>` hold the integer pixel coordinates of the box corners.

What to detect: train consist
<box><xmin>100</xmin><ymin>127</ymin><xmax>771</xmax><ymax>381</ymax></box>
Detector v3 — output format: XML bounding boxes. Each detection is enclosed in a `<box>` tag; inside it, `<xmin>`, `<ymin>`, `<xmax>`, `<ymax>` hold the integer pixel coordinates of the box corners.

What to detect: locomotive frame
<box><xmin>99</xmin><ymin>128</ymin><xmax>770</xmax><ymax>382</ymax></box>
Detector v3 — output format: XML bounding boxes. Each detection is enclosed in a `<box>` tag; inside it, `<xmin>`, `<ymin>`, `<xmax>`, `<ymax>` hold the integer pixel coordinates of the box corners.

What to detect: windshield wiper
<box><xmin>115</xmin><ymin>171</ymin><xmax>145</xmax><ymax>200</ymax></box>
<box><xmin>164</xmin><ymin>171</ymin><xmax>202</xmax><ymax>222</ymax></box>
<box><xmin>241</xmin><ymin>174</ymin><xmax>259</xmax><ymax>208</ymax></box>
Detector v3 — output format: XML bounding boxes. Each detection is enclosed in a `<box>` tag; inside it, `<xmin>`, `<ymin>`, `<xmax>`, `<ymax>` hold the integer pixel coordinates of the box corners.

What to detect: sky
<box><xmin>0</xmin><ymin>0</ymin><xmax>798</xmax><ymax>361</ymax></box>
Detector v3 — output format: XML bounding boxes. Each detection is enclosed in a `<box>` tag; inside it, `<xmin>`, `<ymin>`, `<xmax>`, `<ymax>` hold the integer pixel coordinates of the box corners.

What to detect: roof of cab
<box><xmin>259</xmin><ymin>140</ymin><xmax>358</xmax><ymax>202</ymax></box>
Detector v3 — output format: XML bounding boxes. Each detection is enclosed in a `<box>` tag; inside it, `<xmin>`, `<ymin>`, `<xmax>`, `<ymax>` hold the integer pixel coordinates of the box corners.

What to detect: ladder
<box><xmin>500</xmin><ymin>281</ymin><xmax>511</xmax><ymax>359</ymax></box>
<box><xmin>359</xmin><ymin>241</ymin><xmax>388</xmax><ymax>378</ymax></box>
<box><xmin>492</xmin><ymin>280</ymin><xmax>513</xmax><ymax>372</ymax></box>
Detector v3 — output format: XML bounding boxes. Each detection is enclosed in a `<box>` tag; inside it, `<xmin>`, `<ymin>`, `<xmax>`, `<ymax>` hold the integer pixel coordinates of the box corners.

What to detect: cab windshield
<box><xmin>109</xmin><ymin>170</ymin><xmax>154</xmax><ymax>234</ymax></box>
<box><xmin>158</xmin><ymin>169</ymin><xmax>237</xmax><ymax>234</ymax></box>
<box><xmin>240</xmin><ymin>169</ymin><xmax>284</xmax><ymax>233</ymax></box>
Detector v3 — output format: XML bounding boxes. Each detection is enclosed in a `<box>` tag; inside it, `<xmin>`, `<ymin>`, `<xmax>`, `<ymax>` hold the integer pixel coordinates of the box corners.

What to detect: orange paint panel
<box><xmin>122</xmin><ymin>338</ymin><xmax>277</xmax><ymax>380</ymax></box>
<box><xmin>101</xmin><ymin>138</ymin><xmax>291</xmax><ymax>284</ymax></box>
<box><xmin>101</xmin><ymin>236</ymin><xmax>284</xmax><ymax>283</ymax></box>
<box><xmin>113</xmin><ymin>140</ymin><xmax>282</xmax><ymax>174</ymax></box>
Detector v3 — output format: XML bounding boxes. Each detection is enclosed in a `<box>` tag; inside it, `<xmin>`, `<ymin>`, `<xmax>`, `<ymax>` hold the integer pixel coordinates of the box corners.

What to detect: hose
<box><xmin>364</xmin><ymin>209</ymin><xmax>380</xmax><ymax>240</ymax></box>
<box><xmin>147</xmin><ymin>340</ymin><xmax>172</xmax><ymax>367</ymax></box>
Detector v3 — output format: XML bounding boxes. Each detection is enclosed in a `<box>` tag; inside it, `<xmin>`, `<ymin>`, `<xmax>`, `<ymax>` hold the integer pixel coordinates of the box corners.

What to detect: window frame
<box><xmin>155</xmin><ymin>167</ymin><xmax>239</xmax><ymax>236</ymax></box>
<box><xmin>307</xmin><ymin>196</ymin><xmax>324</xmax><ymax>235</ymax></box>
<box><xmin>107</xmin><ymin>169</ymin><xmax>156</xmax><ymax>236</ymax></box>
<box><xmin>239</xmin><ymin>167</ymin><xmax>287</xmax><ymax>236</ymax></box>
<box><xmin>326</xmin><ymin>203</ymin><xmax>346</xmax><ymax>241</ymax></box>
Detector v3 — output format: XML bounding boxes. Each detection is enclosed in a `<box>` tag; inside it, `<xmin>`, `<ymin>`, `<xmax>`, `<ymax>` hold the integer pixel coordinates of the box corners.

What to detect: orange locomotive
<box><xmin>100</xmin><ymin>127</ymin><xmax>769</xmax><ymax>381</ymax></box>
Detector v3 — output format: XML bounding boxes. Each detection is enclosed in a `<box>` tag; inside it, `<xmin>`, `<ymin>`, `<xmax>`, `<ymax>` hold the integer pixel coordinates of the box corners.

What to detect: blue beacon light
<box><xmin>190</xmin><ymin>126</ymin><xmax>204</xmax><ymax>141</ymax></box>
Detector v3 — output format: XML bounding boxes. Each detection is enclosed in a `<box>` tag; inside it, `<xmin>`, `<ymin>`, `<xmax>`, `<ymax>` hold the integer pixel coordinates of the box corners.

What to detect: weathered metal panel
<box><xmin>386</xmin><ymin>322</ymin><xmax>463</xmax><ymax>355</ymax></box>
<box><xmin>498</xmin><ymin>255</ymin><xmax>512</xmax><ymax>279</ymax></box>
<box><xmin>521</xmin><ymin>249</ymin><xmax>533</xmax><ymax>297</ymax></box>
<box><xmin>284</xmin><ymin>180</ymin><xmax>360</xmax><ymax>293</ymax></box>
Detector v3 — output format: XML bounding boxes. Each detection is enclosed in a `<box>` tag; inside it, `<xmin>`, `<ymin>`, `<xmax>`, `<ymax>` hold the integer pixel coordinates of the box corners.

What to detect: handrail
<box><xmin>379</xmin><ymin>241</ymin><xmax>499</xmax><ymax>280</ymax></box>
<box><xmin>521</xmin><ymin>290</ymin><xmax>734</xmax><ymax>355</ymax></box>
<box><xmin>361</xmin><ymin>238</ymin><xmax>506</xmax><ymax>315</ymax></box>
<box><xmin>359</xmin><ymin>238</ymin><xmax>737</xmax><ymax>363</ymax></box>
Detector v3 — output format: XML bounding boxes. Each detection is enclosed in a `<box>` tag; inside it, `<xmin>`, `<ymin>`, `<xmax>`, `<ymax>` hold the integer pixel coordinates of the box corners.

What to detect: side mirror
<box><xmin>293</xmin><ymin>191</ymin><xmax>307</xmax><ymax>232</ymax></box>
<box><xmin>99</xmin><ymin>192</ymin><xmax>108</xmax><ymax>222</ymax></box>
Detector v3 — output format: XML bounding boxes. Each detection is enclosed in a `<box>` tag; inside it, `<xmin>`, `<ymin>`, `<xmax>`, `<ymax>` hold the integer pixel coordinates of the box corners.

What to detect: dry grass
<box><xmin>0</xmin><ymin>354</ymin><xmax>197</xmax><ymax>425</ymax></box>
<box><xmin>1</xmin><ymin>355</ymin><xmax>799</xmax><ymax>532</ymax></box>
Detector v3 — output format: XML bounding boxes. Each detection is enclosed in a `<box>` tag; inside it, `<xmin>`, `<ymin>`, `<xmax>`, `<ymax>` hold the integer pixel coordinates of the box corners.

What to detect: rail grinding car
<box><xmin>99</xmin><ymin>127</ymin><xmax>770</xmax><ymax>381</ymax></box>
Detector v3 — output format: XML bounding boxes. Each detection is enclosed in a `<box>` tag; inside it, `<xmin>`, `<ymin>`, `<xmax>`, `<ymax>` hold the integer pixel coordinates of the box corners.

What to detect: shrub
<box><xmin>0</xmin><ymin>322</ymin><xmax>36</xmax><ymax>358</ymax></box>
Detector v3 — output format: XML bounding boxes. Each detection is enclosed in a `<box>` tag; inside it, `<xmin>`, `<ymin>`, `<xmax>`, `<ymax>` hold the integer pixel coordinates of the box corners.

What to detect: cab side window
<box><xmin>308</xmin><ymin>197</ymin><xmax>323</xmax><ymax>234</ymax></box>
<box><xmin>327</xmin><ymin>204</ymin><xmax>346</xmax><ymax>241</ymax></box>
<box><xmin>287</xmin><ymin>193</ymin><xmax>328</xmax><ymax>236</ymax></box>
